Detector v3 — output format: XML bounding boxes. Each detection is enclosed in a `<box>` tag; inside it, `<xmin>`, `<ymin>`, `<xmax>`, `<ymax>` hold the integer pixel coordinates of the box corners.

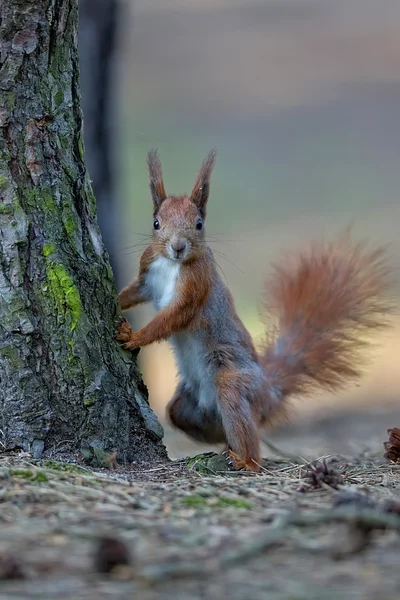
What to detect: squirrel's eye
<box><xmin>153</xmin><ymin>219</ymin><xmax>160</xmax><ymax>230</ymax></box>
<box><xmin>196</xmin><ymin>219</ymin><xmax>203</xmax><ymax>231</ymax></box>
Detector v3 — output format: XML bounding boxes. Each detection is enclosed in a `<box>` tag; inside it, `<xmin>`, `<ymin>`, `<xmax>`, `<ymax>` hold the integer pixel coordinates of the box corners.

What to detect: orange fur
<box><xmin>216</xmin><ymin>369</ymin><xmax>261</xmax><ymax>472</ymax></box>
<box><xmin>152</xmin><ymin>196</ymin><xmax>205</xmax><ymax>262</ymax></box>
<box><xmin>118</xmin><ymin>246</ymin><xmax>155</xmax><ymax>311</ymax></box>
<box><xmin>260</xmin><ymin>236</ymin><xmax>394</xmax><ymax>416</ymax></box>
<box><xmin>117</xmin><ymin>255</ymin><xmax>211</xmax><ymax>348</ymax></box>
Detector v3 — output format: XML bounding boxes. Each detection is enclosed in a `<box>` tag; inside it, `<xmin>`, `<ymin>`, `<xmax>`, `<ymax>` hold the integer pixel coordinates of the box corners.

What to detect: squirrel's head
<box><xmin>146</xmin><ymin>148</ymin><xmax>216</xmax><ymax>262</ymax></box>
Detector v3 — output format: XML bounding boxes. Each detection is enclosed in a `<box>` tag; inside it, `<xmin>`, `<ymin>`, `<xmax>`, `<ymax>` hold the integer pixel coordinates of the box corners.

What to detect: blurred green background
<box><xmin>108</xmin><ymin>0</ymin><xmax>400</xmax><ymax>456</ymax></box>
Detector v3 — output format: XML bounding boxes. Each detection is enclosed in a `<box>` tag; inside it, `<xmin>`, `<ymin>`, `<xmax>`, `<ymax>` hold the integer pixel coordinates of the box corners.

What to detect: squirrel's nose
<box><xmin>171</xmin><ymin>240</ymin><xmax>187</xmax><ymax>255</ymax></box>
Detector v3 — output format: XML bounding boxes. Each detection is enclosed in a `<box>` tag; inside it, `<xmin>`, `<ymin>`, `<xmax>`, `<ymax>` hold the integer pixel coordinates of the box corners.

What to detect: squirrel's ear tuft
<box><xmin>190</xmin><ymin>148</ymin><xmax>216</xmax><ymax>217</ymax></box>
<box><xmin>147</xmin><ymin>149</ymin><xmax>167</xmax><ymax>211</ymax></box>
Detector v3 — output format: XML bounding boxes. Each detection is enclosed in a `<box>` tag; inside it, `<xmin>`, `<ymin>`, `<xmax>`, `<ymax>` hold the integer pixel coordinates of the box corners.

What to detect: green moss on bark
<box><xmin>0</xmin><ymin>203</ymin><xmax>13</xmax><ymax>215</ymax></box>
<box><xmin>83</xmin><ymin>396</ymin><xmax>96</xmax><ymax>406</ymax></box>
<box><xmin>42</xmin><ymin>243</ymin><xmax>56</xmax><ymax>257</ymax></box>
<box><xmin>45</xmin><ymin>262</ymin><xmax>83</xmax><ymax>331</ymax></box>
<box><xmin>54</xmin><ymin>90</ymin><xmax>64</xmax><ymax>108</ymax></box>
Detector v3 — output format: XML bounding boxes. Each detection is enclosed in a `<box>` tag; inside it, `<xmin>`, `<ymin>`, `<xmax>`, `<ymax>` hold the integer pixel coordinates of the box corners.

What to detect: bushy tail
<box><xmin>260</xmin><ymin>234</ymin><xmax>394</xmax><ymax>413</ymax></box>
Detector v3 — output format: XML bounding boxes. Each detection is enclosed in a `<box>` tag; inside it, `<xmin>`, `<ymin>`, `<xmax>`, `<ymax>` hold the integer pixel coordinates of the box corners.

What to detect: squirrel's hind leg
<box><xmin>216</xmin><ymin>370</ymin><xmax>262</xmax><ymax>473</ymax></box>
<box><xmin>167</xmin><ymin>382</ymin><xmax>225</xmax><ymax>445</ymax></box>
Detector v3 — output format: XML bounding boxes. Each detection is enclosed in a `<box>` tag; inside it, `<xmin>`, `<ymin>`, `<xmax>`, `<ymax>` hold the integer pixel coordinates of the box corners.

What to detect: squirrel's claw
<box><xmin>115</xmin><ymin>318</ymin><xmax>140</xmax><ymax>355</ymax></box>
<box><xmin>222</xmin><ymin>449</ymin><xmax>245</xmax><ymax>470</ymax></box>
<box><xmin>222</xmin><ymin>449</ymin><xmax>261</xmax><ymax>473</ymax></box>
<box><xmin>115</xmin><ymin>318</ymin><xmax>133</xmax><ymax>341</ymax></box>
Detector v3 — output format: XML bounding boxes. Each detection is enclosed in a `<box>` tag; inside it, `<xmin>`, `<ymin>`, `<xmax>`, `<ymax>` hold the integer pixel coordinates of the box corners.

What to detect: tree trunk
<box><xmin>78</xmin><ymin>0</ymin><xmax>122</xmax><ymax>287</ymax></box>
<box><xmin>0</xmin><ymin>0</ymin><xmax>166</xmax><ymax>464</ymax></box>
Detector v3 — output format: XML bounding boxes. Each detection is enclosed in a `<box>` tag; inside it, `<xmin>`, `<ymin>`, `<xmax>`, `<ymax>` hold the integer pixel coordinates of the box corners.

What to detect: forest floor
<box><xmin>0</xmin><ymin>406</ymin><xmax>399</xmax><ymax>600</ymax></box>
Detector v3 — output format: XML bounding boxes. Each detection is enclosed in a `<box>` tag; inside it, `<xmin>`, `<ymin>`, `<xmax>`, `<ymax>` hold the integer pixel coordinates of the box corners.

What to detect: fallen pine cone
<box><xmin>383</xmin><ymin>428</ymin><xmax>400</xmax><ymax>462</ymax></box>
<box><xmin>298</xmin><ymin>459</ymin><xmax>343</xmax><ymax>492</ymax></box>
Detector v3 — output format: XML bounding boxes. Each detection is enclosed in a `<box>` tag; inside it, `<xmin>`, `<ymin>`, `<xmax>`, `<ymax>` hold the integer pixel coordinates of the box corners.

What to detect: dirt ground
<box><xmin>0</xmin><ymin>404</ymin><xmax>399</xmax><ymax>600</ymax></box>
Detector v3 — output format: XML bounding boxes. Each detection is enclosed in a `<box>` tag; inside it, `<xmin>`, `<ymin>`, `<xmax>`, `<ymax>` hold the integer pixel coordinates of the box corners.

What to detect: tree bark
<box><xmin>0</xmin><ymin>0</ymin><xmax>166</xmax><ymax>463</ymax></box>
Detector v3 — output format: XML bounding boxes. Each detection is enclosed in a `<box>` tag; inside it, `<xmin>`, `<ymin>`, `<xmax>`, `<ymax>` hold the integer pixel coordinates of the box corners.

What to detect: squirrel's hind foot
<box><xmin>223</xmin><ymin>449</ymin><xmax>261</xmax><ymax>473</ymax></box>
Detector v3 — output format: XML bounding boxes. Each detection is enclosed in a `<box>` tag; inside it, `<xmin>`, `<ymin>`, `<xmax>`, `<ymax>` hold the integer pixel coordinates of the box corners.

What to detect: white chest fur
<box><xmin>145</xmin><ymin>256</ymin><xmax>181</xmax><ymax>311</ymax></box>
<box><xmin>172</xmin><ymin>331</ymin><xmax>215</xmax><ymax>409</ymax></box>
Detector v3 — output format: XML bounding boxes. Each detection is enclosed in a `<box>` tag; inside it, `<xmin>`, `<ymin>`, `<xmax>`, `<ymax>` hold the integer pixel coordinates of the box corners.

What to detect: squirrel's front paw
<box><xmin>115</xmin><ymin>317</ymin><xmax>133</xmax><ymax>341</ymax></box>
<box><xmin>115</xmin><ymin>318</ymin><xmax>140</xmax><ymax>351</ymax></box>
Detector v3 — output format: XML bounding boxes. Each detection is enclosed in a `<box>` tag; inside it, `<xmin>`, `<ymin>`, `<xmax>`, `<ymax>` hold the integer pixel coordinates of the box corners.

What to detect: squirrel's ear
<box><xmin>147</xmin><ymin>149</ymin><xmax>167</xmax><ymax>211</ymax></box>
<box><xmin>190</xmin><ymin>148</ymin><xmax>216</xmax><ymax>217</ymax></box>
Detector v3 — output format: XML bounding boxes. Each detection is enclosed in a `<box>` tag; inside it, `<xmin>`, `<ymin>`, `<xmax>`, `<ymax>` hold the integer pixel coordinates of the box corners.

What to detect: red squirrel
<box><xmin>116</xmin><ymin>149</ymin><xmax>393</xmax><ymax>472</ymax></box>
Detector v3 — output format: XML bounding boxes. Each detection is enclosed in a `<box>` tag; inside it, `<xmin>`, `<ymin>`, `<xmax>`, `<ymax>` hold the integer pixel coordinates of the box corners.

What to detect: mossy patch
<box><xmin>33</xmin><ymin>472</ymin><xmax>48</xmax><ymax>483</ymax></box>
<box><xmin>54</xmin><ymin>89</ymin><xmax>64</xmax><ymax>108</ymax></box>
<box><xmin>59</xmin><ymin>135</ymin><xmax>70</xmax><ymax>150</ymax></box>
<box><xmin>61</xmin><ymin>206</ymin><xmax>84</xmax><ymax>256</ymax></box>
<box><xmin>45</xmin><ymin>261</ymin><xmax>83</xmax><ymax>331</ymax></box>
<box><xmin>0</xmin><ymin>203</ymin><xmax>13</xmax><ymax>215</ymax></box>
<box><xmin>42</xmin><ymin>243</ymin><xmax>56</xmax><ymax>257</ymax></box>
<box><xmin>26</xmin><ymin>189</ymin><xmax>57</xmax><ymax>211</ymax></box>
<box><xmin>217</xmin><ymin>496</ymin><xmax>252</xmax><ymax>509</ymax></box>
<box><xmin>11</xmin><ymin>469</ymin><xmax>50</xmax><ymax>483</ymax></box>
<box><xmin>41</xmin><ymin>460</ymin><xmax>90</xmax><ymax>475</ymax></box>
<box><xmin>64</xmin><ymin>217</ymin><xmax>75</xmax><ymax>236</ymax></box>
<box><xmin>10</xmin><ymin>469</ymin><xmax>33</xmax><ymax>478</ymax></box>
<box><xmin>182</xmin><ymin>495</ymin><xmax>208</xmax><ymax>506</ymax></box>
<box><xmin>83</xmin><ymin>396</ymin><xmax>96</xmax><ymax>407</ymax></box>
<box><xmin>187</xmin><ymin>452</ymin><xmax>231</xmax><ymax>475</ymax></box>
<box><xmin>42</xmin><ymin>191</ymin><xmax>57</xmax><ymax>211</ymax></box>
<box><xmin>10</xmin><ymin>469</ymin><xmax>48</xmax><ymax>482</ymax></box>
